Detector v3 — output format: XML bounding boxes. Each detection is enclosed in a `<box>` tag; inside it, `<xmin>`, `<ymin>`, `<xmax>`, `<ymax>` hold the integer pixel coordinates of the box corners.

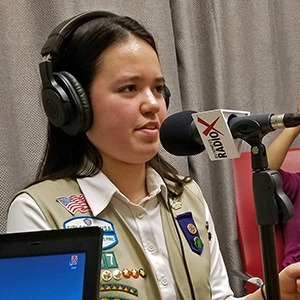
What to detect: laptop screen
<box><xmin>0</xmin><ymin>227</ymin><xmax>102</xmax><ymax>300</ymax></box>
<box><xmin>0</xmin><ymin>252</ymin><xmax>86</xmax><ymax>299</ymax></box>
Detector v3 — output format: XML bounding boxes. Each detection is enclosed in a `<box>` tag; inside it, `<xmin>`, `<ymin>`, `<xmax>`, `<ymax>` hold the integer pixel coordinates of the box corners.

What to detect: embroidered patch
<box><xmin>57</xmin><ymin>194</ymin><xmax>90</xmax><ymax>214</ymax></box>
<box><xmin>100</xmin><ymin>284</ymin><xmax>138</xmax><ymax>296</ymax></box>
<box><xmin>102</xmin><ymin>252</ymin><xmax>118</xmax><ymax>269</ymax></box>
<box><xmin>64</xmin><ymin>217</ymin><xmax>119</xmax><ymax>249</ymax></box>
<box><xmin>177</xmin><ymin>211</ymin><xmax>204</xmax><ymax>255</ymax></box>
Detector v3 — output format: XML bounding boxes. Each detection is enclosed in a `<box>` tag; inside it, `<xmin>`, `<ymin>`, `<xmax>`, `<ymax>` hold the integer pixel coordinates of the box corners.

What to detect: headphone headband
<box><xmin>41</xmin><ymin>11</ymin><xmax>118</xmax><ymax>56</ymax></box>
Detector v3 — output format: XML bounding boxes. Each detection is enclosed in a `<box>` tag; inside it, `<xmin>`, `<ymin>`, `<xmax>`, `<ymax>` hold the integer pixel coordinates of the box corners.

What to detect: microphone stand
<box><xmin>230</xmin><ymin>118</ymin><xmax>295</xmax><ymax>299</ymax></box>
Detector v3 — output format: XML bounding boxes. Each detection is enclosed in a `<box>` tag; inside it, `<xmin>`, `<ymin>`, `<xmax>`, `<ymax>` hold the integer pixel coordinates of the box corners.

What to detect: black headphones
<box><xmin>39</xmin><ymin>11</ymin><xmax>171</xmax><ymax>136</ymax></box>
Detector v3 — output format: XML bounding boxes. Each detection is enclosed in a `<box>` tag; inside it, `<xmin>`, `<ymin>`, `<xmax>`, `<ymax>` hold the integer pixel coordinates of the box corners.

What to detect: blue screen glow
<box><xmin>0</xmin><ymin>253</ymin><xmax>86</xmax><ymax>300</ymax></box>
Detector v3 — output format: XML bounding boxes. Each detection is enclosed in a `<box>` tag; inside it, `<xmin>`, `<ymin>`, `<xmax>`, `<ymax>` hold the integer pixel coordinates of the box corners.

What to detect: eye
<box><xmin>121</xmin><ymin>85</ymin><xmax>137</xmax><ymax>93</ymax></box>
<box><xmin>154</xmin><ymin>85</ymin><xmax>164</xmax><ymax>95</ymax></box>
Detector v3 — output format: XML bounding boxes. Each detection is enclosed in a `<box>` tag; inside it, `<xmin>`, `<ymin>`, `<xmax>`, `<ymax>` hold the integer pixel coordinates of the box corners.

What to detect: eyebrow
<box><xmin>114</xmin><ymin>75</ymin><xmax>165</xmax><ymax>85</ymax></box>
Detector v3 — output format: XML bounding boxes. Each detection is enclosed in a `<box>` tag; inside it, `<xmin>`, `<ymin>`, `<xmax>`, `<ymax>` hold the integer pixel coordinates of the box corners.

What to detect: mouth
<box><xmin>143</xmin><ymin>124</ymin><xmax>157</xmax><ymax>130</ymax></box>
<box><xmin>138</xmin><ymin>122</ymin><xmax>159</xmax><ymax>131</ymax></box>
<box><xmin>135</xmin><ymin>122</ymin><xmax>160</xmax><ymax>139</ymax></box>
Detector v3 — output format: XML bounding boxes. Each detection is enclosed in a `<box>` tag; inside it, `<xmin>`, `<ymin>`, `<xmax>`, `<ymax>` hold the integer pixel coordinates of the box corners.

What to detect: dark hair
<box><xmin>35</xmin><ymin>12</ymin><xmax>190</xmax><ymax>196</ymax></box>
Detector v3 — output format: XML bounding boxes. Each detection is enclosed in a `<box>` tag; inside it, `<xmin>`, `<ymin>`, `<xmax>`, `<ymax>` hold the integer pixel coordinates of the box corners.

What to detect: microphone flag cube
<box><xmin>192</xmin><ymin>109</ymin><xmax>250</xmax><ymax>161</ymax></box>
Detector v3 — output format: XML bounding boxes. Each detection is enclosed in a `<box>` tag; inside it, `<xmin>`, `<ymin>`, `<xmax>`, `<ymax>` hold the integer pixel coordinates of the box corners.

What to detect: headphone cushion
<box><xmin>55</xmin><ymin>71</ymin><xmax>93</xmax><ymax>134</ymax></box>
<box><xmin>164</xmin><ymin>85</ymin><xmax>171</xmax><ymax>109</ymax></box>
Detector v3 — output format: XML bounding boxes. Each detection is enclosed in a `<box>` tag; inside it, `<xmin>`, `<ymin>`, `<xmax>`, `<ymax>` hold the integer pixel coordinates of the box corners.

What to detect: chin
<box><xmin>137</xmin><ymin>151</ymin><xmax>158</xmax><ymax>163</ymax></box>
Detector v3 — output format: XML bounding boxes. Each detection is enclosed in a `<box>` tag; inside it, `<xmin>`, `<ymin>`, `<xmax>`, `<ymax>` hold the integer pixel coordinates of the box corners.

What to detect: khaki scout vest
<box><xmin>17</xmin><ymin>178</ymin><xmax>212</xmax><ymax>300</ymax></box>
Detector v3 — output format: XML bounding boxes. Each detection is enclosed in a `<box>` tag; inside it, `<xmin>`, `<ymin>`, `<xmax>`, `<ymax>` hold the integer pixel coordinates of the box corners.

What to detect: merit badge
<box><xmin>170</xmin><ymin>196</ymin><xmax>182</xmax><ymax>210</ymax></box>
<box><xmin>177</xmin><ymin>211</ymin><xmax>204</xmax><ymax>254</ymax></box>
<box><xmin>131</xmin><ymin>269</ymin><xmax>140</xmax><ymax>279</ymax></box>
<box><xmin>122</xmin><ymin>269</ymin><xmax>132</xmax><ymax>279</ymax></box>
<box><xmin>101</xmin><ymin>270</ymin><xmax>112</xmax><ymax>282</ymax></box>
<box><xmin>139</xmin><ymin>268</ymin><xmax>147</xmax><ymax>278</ymax></box>
<box><xmin>112</xmin><ymin>269</ymin><xmax>122</xmax><ymax>281</ymax></box>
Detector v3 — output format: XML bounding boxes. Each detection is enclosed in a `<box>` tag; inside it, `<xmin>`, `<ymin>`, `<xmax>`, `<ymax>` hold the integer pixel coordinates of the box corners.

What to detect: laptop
<box><xmin>0</xmin><ymin>227</ymin><xmax>103</xmax><ymax>300</ymax></box>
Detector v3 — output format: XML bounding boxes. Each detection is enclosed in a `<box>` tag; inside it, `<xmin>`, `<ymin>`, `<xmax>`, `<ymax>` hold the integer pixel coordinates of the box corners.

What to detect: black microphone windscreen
<box><xmin>160</xmin><ymin>110</ymin><xmax>206</xmax><ymax>156</ymax></box>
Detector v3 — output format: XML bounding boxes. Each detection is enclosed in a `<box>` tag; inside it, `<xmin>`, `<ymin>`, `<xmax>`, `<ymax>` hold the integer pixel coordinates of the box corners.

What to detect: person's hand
<box><xmin>247</xmin><ymin>263</ymin><xmax>300</xmax><ymax>300</ymax></box>
<box><xmin>278</xmin><ymin>262</ymin><xmax>300</xmax><ymax>299</ymax></box>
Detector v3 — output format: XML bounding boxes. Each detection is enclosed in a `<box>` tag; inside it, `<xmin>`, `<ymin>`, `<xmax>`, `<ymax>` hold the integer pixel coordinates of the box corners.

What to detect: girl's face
<box><xmin>87</xmin><ymin>35</ymin><xmax>167</xmax><ymax>168</ymax></box>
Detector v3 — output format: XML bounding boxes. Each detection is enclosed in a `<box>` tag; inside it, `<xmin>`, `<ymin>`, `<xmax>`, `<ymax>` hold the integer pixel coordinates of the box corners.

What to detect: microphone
<box><xmin>159</xmin><ymin>110</ymin><xmax>206</xmax><ymax>156</ymax></box>
<box><xmin>228</xmin><ymin>113</ymin><xmax>300</xmax><ymax>136</ymax></box>
<box><xmin>269</xmin><ymin>113</ymin><xmax>300</xmax><ymax>128</ymax></box>
<box><xmin>160</xmin><ymin>109</ymin><xmax>300</xmax><ymax>160</ymax></box>
<box><xmin>160</xmin><ymin>109</ymin><xmax>249</xmax><ymax>160</ymax></box>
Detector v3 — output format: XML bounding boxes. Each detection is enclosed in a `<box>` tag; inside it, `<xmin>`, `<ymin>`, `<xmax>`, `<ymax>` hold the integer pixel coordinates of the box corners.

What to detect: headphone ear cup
<box><xmin>52</xmin><ymin>71</ymin><xmax>93</xmax><ymax>135</ymax></box>
<box><xmin>164</xmin><ymin>85</ymin><xmax>171</xmax><ymax>109</ymax></box>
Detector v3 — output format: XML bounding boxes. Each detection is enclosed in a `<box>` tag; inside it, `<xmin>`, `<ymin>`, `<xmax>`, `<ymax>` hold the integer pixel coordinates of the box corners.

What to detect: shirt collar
<box><xmin>77</xmin><ymin>166</ymin><xmax>169</xmax><ymax>216</ymax></box>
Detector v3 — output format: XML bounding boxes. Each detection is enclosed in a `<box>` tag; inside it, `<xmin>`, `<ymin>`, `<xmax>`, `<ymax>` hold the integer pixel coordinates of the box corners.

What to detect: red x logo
<box><xmin>197</xmin><ymin>116</ymin><xmax>224</xmax><ymax>136</ymax></box>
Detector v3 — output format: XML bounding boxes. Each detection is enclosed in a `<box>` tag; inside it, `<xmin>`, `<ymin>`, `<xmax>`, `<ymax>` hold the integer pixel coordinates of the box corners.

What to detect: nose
<box><xmin>141</xmin><ymin>89</ymin><xmax>161</xmax><ymax>114</ymax></box>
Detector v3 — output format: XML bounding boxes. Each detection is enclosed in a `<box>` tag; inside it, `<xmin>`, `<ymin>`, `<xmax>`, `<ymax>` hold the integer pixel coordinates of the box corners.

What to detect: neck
<box><xmin>102</xmin><ymin>160</ymin><xmax>148</xmax><ymax>204</ymax></box>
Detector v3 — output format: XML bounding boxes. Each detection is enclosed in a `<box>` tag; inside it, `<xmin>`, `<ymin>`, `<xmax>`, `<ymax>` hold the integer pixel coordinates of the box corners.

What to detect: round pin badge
<box><xmin>112</xmin><ymin>269</ymin><xmax>122</xmax><ymax>281</ymax></box>
<box><xmin>102</xmin><ymin>270</ymin><xmax>112</xmax><ymax>282</ymax></box>
<box><xmin>187</xmin><ymin>223</ymin><xmax>198</xmax><ymax>235</ymax></box>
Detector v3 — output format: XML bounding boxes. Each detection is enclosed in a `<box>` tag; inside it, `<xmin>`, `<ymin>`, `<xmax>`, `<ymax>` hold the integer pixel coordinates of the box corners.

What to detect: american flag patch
<box><xmin>57</xmin><ymin>194</ymin><xmax>90</xmax><ymax>214</ymax></box>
